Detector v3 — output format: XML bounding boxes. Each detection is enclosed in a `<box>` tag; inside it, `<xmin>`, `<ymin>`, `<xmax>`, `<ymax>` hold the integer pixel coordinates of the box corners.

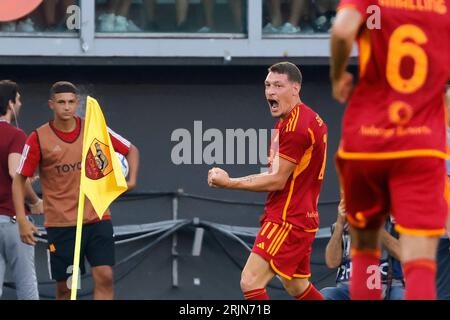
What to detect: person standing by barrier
<box><xmin>0</xmin><ymin>80</ymin><xmax>41</xmax><ymax>300</ymax></box>
<box><xmin>13</xmin><ymin>81</ymin><xmax>140</xmax><ymax>300</ymax></box>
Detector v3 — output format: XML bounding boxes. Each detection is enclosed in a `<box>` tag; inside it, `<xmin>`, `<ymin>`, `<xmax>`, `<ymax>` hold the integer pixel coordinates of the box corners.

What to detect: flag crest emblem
<box><xmin>80</xmin><ymin>96</ymin><xmax>127</xmax><ymax>217</ymax></box>
<box><xmin>85</xmin><ymin>138</ymin><xmax>113</xmax><ymax>180</ymax></box>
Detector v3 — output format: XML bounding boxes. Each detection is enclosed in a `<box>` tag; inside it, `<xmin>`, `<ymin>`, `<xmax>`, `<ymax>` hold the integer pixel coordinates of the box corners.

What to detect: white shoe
<box><xmin>197</xmin><ymin>26</ymin><xmax>212</xmax><ymax>33</ymax></box>
<box><xmin>125</xmin><ymin>18</ymin><xmax>141</xmax><ymax>32</ymax></box>
<box><xmin>114</xmin><ymin>15</ymin><xmax>141</xmax><ymax>32</ymax></box>
<box><xmin>98</xmin><ymin>13</ymin><xmax>115</xmax><ymax>32</ymax></box>
<box><xmin>262</xmin><ymin>23</ymin><xmax>279</xmax><ymax>33</ymax></box>
<box><xmin>280</xmin><ymin>22</ymin><xmax>300</xmax><ymax>34</ymax></box>
<box><xmin>1</xmin><ymin>22</ymin><xmax>16</xmax><ymax>32</ymax></box>
<box><xmin>16</xmin><ymin>18</ymin><xmax>35</xmax><ymax>32</ymax></box>
<box><xmin>114</xmin><ymin>15</ymin><xmax>128</xmax><ymax>32</ymax></box>
<box><xmin>328</xmin><ymin>17</ymin><xmax>336</xmax><ymax>32</ymax></box>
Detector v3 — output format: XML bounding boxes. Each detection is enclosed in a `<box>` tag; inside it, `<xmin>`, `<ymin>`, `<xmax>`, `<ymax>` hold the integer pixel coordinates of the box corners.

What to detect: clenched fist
<box><xmin>208</xmin><ymin>167</ymin><xmax>230</xmax><ymax>188</ymax></box>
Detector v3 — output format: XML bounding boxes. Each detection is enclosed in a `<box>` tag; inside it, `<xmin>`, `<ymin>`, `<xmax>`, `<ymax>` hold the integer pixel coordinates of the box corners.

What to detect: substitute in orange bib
<box><xmin>208</xmin><ymin>62</ymin><xmax>327</xmax><ymax>300</ymax></box>
<box><xmin>330</xmin><ymin>0</ymin><xmax>450</xmax><ymax>300</ymax></box>
<box><xmin>12</xmin><ymin>82</ymin><xmax>140</xmax><ymax>300</ymax></box>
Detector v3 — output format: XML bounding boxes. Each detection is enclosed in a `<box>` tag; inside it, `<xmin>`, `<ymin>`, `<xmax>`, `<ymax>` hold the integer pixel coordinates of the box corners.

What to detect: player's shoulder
<box><xmin>10</xmin><ymin>123</ymin><xmax>26</xmax><ymax>135</ymax></box>
<box><xmin>298</xmin><ymin>103</ymin><xmax>327</xmax><ymax>131</ymax></box>
<box><xmin>282</xmin><ymin>104</ymin><xmax>300</xmax><ymax>133</ymax></box>
<box><xmin>35</xmin><ymin>121</ymin><xmax>51</xmax><ymax>133</ymax></box>
<box><xmin>27</xmin><ymin>130</ymin><xmax>38</xmax><ymax>140</ymax></box>
<box><xmin>21</xmin><ymin>131</ymin><xmax>39</xmax><ymax>153</ymax></box>
<box><xmin>15</xmin><ymin>127</ymin><xmax>27</xmax><ymax>140</ymax></box>
<box><xmin>300</xmin><ymin>103</ymin><xmax>318</xmax><ymax>118</ymax></box>
<box><xmin>281</xmin><ymin>104</ymin><xmax>325</xmax><ymax>138</ymax></box>
<box><xmin>280</xmin><ymin>107</ymin><xmax>311</xmax><ymax>144</ymax></box>
<box><xmin>1</xmin><ymin>122</ymin><xmax>26</xmax><ymax>139</ymax></box>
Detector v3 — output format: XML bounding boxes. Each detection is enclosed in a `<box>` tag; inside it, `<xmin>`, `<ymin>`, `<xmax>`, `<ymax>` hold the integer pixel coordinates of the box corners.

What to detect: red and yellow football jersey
<box><xmin>263</xmin><ymin>103</ymin><xmax>328</xmax><ymax>231</ymax></box>
<box><xmin>338</xmin><ymin>0</ymin><xmax>450</xmax><ymax>159</ymax></box>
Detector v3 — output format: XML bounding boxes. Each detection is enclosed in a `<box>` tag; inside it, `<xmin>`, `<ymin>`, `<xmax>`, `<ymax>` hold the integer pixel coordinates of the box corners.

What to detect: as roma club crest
<box><xmin>85</xmin><ymin>139</ymin><xmax>113</xmax><ymax>180</ymax></box>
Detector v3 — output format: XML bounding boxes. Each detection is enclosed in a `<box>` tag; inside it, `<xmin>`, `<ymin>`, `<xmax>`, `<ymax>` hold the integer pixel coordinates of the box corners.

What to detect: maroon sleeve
<box><xmin>8</xmin><ymin>129</ymin><xmax>26</xmax><ymax>154</ymax></box>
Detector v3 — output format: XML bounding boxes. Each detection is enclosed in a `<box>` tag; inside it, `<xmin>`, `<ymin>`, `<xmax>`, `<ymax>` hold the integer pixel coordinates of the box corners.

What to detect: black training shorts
<box><xmin>46</xmin><ymin>220</ymin><xmax>115</xmax><ymax>282</ymax></box>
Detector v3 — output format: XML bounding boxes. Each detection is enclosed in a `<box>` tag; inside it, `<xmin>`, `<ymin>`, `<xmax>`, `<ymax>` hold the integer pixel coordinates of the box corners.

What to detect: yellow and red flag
<box><xmin>72</xmin><ymin>96</ymin><xmax>127</xmax><ymax>300</ymax></box>
<box><xmin>80</xmin><ymin>96</ymin><xmax>127</xmax><ymax>218</ymax></box>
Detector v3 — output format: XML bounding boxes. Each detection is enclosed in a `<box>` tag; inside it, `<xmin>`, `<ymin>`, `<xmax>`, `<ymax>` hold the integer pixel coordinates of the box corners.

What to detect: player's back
<box><xmin>339</xmin><ymin>0</ymin><xmax>450</xmax><ymax>159</ymax></box>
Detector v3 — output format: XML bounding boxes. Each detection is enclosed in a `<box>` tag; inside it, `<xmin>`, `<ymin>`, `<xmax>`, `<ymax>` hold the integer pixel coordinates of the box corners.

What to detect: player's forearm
<box><xmin>12</xmin><ymin>174</ymin><xmax>28</xmax><ymax>220</ymax></box>
<box><xmin>325</xmin><ymin>225</ymin><xmax>344</xmax><ymax>268</ymax></box>
<box><xmin>330</xmin><ymin>9</ymin><xmax>361</xmax><ymax>81</ymax></box>
<box><xmin>24</xmin><ymin>179</ymin><xmax>40</xmax><ymax>204</ymax></box>
<box><xmin>330</xmin><ymin>35</ymin><xmax>353</xmax><ymax>81</ymax></box>
<box><xmin>126</xmin><ymin>144</ymin><xmax>140</xmax><ymax>186</ymax></box>
<box><xmin>380</xmin><ymin>229</ymin><xmax>401</xmax><ymax>261</ymax></box>
<box><xmin>228</xmin><ymin>172</ymin><xmax>285</xmax><ymax>192</ymax></box>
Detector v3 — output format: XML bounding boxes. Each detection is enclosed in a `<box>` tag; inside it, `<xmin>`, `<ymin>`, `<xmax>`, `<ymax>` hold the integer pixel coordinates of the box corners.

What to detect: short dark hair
<box><xmin>50</xmin><ymin>81</ymin><xmax>79</xmax><ymax>98</ymax></box>
<box><xmin>0</xmin><ymin>80</ymin><xmax>19</xmax><ymax>116</ymax></box>
<box><xmin>268</xmin><ymin>62</ymin><xmax>302</xmax><ymax>85</ymax></box>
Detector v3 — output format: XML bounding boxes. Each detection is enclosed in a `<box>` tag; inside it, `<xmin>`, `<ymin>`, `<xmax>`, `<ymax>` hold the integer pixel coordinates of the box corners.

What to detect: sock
<box><xmin>403</xmin><ymin>259</ymin><xmax>437</xmax><ymax>300</ymax></box>
<box><xmin>295</xmin><ymin>283</ymin><xmax>324</xmax><ymax>300</ymax></box>
<box><xmin>243</xmin><ymin>288</ymin><xmax>269</xmax><ymax>300</ymax></box>
<box><xmin>350</xmin><ymin>248</ymin><xmax>382</xmax><ymax>300</ymax></box>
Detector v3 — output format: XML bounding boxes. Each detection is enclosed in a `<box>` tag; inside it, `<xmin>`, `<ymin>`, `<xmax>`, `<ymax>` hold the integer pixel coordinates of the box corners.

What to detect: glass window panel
<box><xmin>0</xmin><ymin>0</ymin><xmax>80</xmax><ymax>34</ymax></box>
<box><xmin>262</xmin><ymin>0</ymin><xmax>337</xmax><ymax>35</ymax></box>
<box><xmin>95</xmin><ymin>0</ymin><xmax>247</xmax><ymax>34</ymax></box>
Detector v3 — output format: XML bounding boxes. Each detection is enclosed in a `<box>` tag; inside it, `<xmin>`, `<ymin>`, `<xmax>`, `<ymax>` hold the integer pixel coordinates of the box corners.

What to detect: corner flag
<box><xmin>71</xmin><ymin>96</ymin><xmax>127</xmax><ymax>300</ymax></box>
<box><xmin>80</xmin><ymin>96</ymin><xmax>127</xmax><ymax>218</ymax></box>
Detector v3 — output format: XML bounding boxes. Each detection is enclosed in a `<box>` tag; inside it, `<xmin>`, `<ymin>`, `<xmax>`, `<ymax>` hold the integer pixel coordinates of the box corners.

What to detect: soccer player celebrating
<box><xmin>330</xmin><ymin>1</ymin><xmax>450</xmax><ymax>299</ymax></box>
<box><xmin>208</xmin><ymin>62</ymin><xmax>327</xmax><ymax>300</ymax></box>
<box><xmin>12</xmin><ymin>82</ymin><xmax>140</xmax><ymax>300</ymax></box>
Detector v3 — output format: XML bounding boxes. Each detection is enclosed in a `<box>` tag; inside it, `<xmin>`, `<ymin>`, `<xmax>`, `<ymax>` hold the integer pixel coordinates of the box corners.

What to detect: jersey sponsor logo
<box><xmin>306</xmin><ymin>211</ymin><xmax>319</xmax><ymax>218</ymax></box>
<box><xmin>388</xmin><ymin>101</ymin><xmax>413</xmax><ymax>126</ymax></box>
<box><xmin>55</xmin><ymin>162</ymin><xmax>82</xmax><ymax>174</ymax></box>
<box><xmin>256</xmin><ymin>242</ymin><xmax>265</xmax><ymax>250</ymax></box>
<box><xmin>360</xmin><ymin>100</ymin><xmax>432</xmax><ymax>139</ymax></box>
<box><xmin>85</xmin><ymin>139</ymin><xmax>113</xmax><ymax>180</ymax></box>
<box><xmin>0</xmin><ymin>0</ymin><xmax>43</xmax><ymax>22</ymax></box>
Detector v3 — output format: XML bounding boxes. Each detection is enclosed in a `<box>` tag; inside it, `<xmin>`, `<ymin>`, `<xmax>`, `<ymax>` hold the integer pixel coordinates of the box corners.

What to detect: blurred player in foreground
<box><xmin>330</xmin><ymin>0</ymin><xmax>450</xmax><ymax>299</ymax></box>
